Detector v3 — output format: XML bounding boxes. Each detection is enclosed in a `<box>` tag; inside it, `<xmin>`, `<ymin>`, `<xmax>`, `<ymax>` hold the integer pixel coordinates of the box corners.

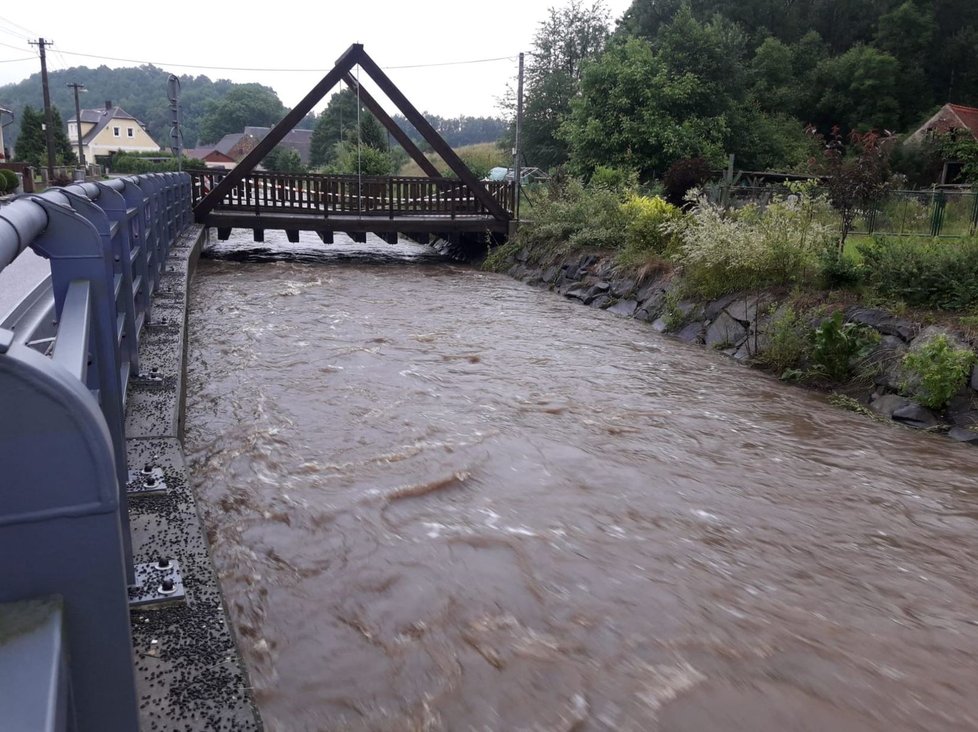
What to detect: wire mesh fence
<box><xmin>706</xmin><ymin>184</ymin><xmax>978</xmax><ymax>238</ymax></box>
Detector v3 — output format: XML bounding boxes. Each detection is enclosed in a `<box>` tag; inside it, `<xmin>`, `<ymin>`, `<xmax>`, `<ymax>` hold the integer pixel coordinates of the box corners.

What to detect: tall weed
<box><xmin>670</xmin><ymin>188</ymin><xmax>835</xmax><ymax>298</ymax></box>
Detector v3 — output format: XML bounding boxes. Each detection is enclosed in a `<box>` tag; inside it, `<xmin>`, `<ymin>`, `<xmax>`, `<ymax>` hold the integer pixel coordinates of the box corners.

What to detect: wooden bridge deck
<box><xmin>191</xmin><ymin>171</ymin><xmax>515</xmax><ymax>236</ymax></box>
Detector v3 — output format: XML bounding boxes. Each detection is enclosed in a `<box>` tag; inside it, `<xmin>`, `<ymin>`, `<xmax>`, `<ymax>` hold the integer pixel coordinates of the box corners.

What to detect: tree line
<box><xmin>518</xmin><ymin>0</ymin><xmax>978</xmax><ymax>179</ymax></box>
<box><xmin>1</xmin><ymin>63</ymin><xmax>507</xmax><ymax>175</ymax></box>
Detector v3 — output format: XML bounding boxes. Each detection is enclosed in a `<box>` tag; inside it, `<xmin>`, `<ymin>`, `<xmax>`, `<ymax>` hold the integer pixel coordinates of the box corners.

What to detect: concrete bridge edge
<box><xmin>124</xmin><ymin>224</ymin><xmax>264</xmax><ymax>731</ymax></box>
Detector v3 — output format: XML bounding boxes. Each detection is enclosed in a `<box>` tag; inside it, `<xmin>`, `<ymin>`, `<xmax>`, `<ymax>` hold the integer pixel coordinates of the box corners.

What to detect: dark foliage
<box><xmin>662</xmin><ymin>157</ymin><xmax>712</xmax><ymax>206</ymax></box>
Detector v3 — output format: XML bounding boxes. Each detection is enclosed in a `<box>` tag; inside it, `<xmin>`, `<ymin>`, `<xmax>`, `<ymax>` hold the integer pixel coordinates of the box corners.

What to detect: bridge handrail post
<box><xmin>115</xmin><ymin>177</ymin><xmax>153</xmax><ymax>326</ymax></box>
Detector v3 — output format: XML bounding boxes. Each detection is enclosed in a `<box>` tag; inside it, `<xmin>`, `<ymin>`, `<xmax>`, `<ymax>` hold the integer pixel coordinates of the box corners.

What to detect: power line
<box><xmin>0</xmin><ymin>56</ymin><xmax>33</xmax><ymax>63</ymax></box>
<box><xmin>0</xmin><ymin>39</ymin><xmax>31</xmax><ymax>53</ymax></box>
<box><xmin>0</xmin><ymin>15</ymin><xmax>39</xmax><ymax>38</ymax></box>
<box><xmin>38</xmin><ymin>46</ymin><xmax>518</xmax><ymax>73</ymax></box>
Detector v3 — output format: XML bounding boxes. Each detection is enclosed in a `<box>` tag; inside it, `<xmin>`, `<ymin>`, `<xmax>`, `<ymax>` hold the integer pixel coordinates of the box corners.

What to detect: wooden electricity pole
<box><xmin>29</xmin><ymin>38</ymin><xmax>56</xmax><ymax>181</ymax></box>
<box><xmin>67</xmin><ymin>82</ymin><xmax>87</xmax><ymax>168</ymax></box>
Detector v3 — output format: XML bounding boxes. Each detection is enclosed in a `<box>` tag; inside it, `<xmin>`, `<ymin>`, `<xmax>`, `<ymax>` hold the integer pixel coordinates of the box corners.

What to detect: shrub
<box><xmin>590</xmin><ymin>165</ymin><xmax>637</xmax><ymax>192</ymax></box>
<box><xmin>859</xmin><ymin>236</ymin><xmax>978</xmax><ymax>310</ymax></box>
<box><xmin>755</xmin><ymin>304</ymin><xmax>812</xmax><ymax>376</ymax></box>
<box><xmin>507</xmin><ymin>178</ymin><xmax>627</xmax><ymax>261</ymax></box>
<box><xmin>809</xmin><ymin>310</ymin><xmax>879</xmax><ymax>382</ymax></box>
<box><xmin>819</xmin><ymin>247</ymin><xmax>864</xmax><ymax>289</ymax></box>
<box><xmin>670</xmin><ymin>188</ymin><xmax>835</xmax><ymax>298</ymax></box>
<box><xmin>0</xmin><ymin>168</ymin><xmax>18</xmax><ymax>193</ymax></box>
<box><xmin>901</xmin><ymin>334</ymin><xmax>976</xmax><ymax>409</ymax></box>
<box><xmin>616</xmin><ymin>194</ymin><xmax>681</xmax><ymax>269</ymax></box>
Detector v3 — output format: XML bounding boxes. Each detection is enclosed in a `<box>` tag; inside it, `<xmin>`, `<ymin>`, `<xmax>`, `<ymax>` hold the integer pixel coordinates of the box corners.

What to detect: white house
<box><xmin>67</xmin><ymin>101</ymin><xmax>160</xmax><ymax>161</ymax></box>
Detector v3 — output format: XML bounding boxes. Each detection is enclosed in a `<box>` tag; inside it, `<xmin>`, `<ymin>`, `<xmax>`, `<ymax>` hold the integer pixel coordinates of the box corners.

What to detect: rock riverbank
<box><xmin>498</xmin><ymin>246</ymin><xmax>978</xmax><ymax>446</ymax></box>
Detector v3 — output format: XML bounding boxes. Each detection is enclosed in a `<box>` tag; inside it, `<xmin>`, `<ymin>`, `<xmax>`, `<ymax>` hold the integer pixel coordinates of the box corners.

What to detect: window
<box><xmin>127</xmin><ymin>127</ymin><xmax>134</xmax><ymax>138</ymax></box>
<box><xmin>113</xmin><ymin>126</ymin><xmax>120</xmax><ymax>137</ymax></box>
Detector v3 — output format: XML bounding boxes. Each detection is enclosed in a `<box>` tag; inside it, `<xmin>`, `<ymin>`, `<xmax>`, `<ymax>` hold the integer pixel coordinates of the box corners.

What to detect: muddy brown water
<box><xmin>185</xmin><ymin>232</ymin><xmax>978</xmax><ymax>732</ymax></box>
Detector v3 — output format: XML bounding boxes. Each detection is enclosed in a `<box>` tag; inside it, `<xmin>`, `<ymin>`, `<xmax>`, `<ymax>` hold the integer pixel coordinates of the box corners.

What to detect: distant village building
<box><xmin>906</xmin><ymin>103</ymin><xmax>978</xmax><ymax>184</ymax></box>
<box><xmin>907</xmin><ymin>103</ymin><xmax>978</xmax><ymax>144</ymax></box>
<box><xmin>181</xmin><ymin>146</ymin><xmax>236</xmax><ymax>169</ymax></box>
<box><xmin>202</xmin><ymin>127</ymin><xmax>314</xmax><ymax>168</ymax></box>
<box><xmin>0</xmin><ymin>106</ymin><xmax>13</xmax><ymax>161</ymax></box>
<box><xmin>67</xmin><ymin>101</ymin><xmax>160</xmax><ymax>161</ymax></box>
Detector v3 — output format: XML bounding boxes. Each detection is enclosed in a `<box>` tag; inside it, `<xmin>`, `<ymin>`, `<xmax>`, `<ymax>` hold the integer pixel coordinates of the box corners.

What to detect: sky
<box><xmin>0</xmin><ymin>0</ymin><xmax>634</xmax><ymax>119</ymax></box>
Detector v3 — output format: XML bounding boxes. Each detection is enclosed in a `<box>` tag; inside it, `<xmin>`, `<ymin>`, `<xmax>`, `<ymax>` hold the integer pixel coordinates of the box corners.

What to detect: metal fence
<box><xmin>707</xmin><ymin>184</ymin><xmax>978</xmax><ymax>238</ymax></box>
<box><xmin>0</xmin><ymin>173</ymin><xmax>192</xmax><ymax>730</ymax></box>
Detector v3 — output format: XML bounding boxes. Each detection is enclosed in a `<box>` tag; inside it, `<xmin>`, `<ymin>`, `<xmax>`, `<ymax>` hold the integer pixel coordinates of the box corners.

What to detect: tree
<box><xmin>812</xmin><ymin>45</ymin><xmax>901</xmax><ymax>132</ymax></box>
<box><xmin>198</xmin><ymin>84</ymin><xmax>286</xmax><ymax>144</ymax></box>
<box><xmin>13</xmin><ymin>104</ymin><xmax>75</xmax><ymax>167</ymax></box>
<box><xmin>517</xmin><ymin>0</ymin><xmax>611</xmax><ymax>169</ymax></box>
<box><xmin>309</xmin><ymin>89</ymin><xmax>385</xmax><ymax>168</ymax></box>
<box><xmin>13</xmin><ymin>105</ymin><xmax>45</xmax><ymax>166</ymax></box>
<box><xmin>328</xmin><ymin>142</ymin><xmax>396</xmax><ymax>176</ymax></box>
<box><xmin>50</xmin><ymin>107</ymin><xmax>76</xmax><ymax>165</ymax></box>
<box><xmin>262</xmin><ymin>146</ymin><xmax>305</xmax><ymax>173</ymax></box>
<box><xmin>813</xmin><ymin>127</ymin><xmax>893</xmax><ymax>249</ymax></box>
<box><xmin>560</xmin><ymin>37</ymin><xmax>729</xmax><ymax>178</ymax></box>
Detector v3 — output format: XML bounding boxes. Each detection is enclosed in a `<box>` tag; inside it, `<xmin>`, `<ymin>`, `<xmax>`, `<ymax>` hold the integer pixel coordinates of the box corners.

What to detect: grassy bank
<box><xmin>399</xmin><ymin>142</ymin><xmax>509</xmax><ymax>179</ymax></box>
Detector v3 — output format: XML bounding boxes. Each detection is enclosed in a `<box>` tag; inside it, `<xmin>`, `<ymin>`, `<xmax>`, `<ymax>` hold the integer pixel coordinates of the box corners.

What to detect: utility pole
<box><xmin>513</xmin><ymin>52</ymin><xmax>524</xmax><ymax>222</ymax></box>
<box><xmin>67</xmin><ymin>82</ymin><xmax>86</xmax><ymax>169</ymax></box>
<box><xmin>29</xmin><ymin>38</ymin><xmax>56</xmax><ymax>181</ymax></box>
<box><xmin>167</xmin><ymin>75</ymin><xmax>182</xmax><ymax>171</ymax></box>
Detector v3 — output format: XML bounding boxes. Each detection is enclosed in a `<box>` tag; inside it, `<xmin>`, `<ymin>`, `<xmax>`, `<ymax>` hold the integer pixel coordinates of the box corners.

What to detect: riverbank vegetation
<box><xmin>488</xmin><ymin>0</ymin><xmax>978</xmax><ymax>421</ymax></box>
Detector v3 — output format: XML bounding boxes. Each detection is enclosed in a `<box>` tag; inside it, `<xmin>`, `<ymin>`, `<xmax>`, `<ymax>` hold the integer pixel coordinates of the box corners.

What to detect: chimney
<box><xmin>104</xmin><ymin>100</ymin><xmax>112</xmax><ymax>111</ymax></box>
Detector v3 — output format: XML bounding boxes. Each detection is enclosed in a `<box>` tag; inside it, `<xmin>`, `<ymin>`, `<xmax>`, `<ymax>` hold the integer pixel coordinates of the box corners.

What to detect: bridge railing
<box><xmin>0</xmin><ymin>172</ymin><xmax>192</xmax><ymax>731</ymax></box>
<box><xmin>190</xmin><ymin>170</ymin><xmax>515</xmax><ymax>218</ymax></box>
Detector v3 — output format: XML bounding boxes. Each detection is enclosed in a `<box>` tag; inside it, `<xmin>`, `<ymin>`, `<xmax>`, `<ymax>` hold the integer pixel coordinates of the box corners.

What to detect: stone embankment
<box><xmin>499</xmin><ymin>246</ymin><xmax>978</xmax><ymax>445</ymax></box>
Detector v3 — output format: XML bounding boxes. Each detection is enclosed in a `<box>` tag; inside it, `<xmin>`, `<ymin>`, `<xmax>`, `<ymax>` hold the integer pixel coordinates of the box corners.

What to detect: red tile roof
<box><xmin>948</xmin><ymin>104</ymin><xmax>978</xmax><ymax>139</ymax></box>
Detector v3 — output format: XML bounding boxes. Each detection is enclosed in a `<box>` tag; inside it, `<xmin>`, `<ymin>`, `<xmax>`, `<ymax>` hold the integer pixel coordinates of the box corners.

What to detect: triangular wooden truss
<box><xmin>194</xmin><ymin>43</ymin><xmax>509</xmax><ymax>222</ymax></box>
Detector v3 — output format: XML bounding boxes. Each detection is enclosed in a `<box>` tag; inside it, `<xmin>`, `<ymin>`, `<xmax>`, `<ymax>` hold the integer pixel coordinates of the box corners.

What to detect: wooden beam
<box><xmin>342</xmin><ymin>73</ymin><xmax>441</xmax><ymax>178</ymax></box>
<box><xmin>195</xmin><ymin>44</ymin><xmax>365</xmax><ymax>219</ymax></box>
<box><xmin>355</xmin><ymin>49</ymin><xmax>511</xmax><ymax>222</ymax></box>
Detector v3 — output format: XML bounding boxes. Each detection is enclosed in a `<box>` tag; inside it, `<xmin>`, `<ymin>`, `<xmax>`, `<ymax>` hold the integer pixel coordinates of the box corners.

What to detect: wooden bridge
<box><xmin>191</xmin><ymin>171</ymin><xmax>515</xmax><ymax>244</ymax></box>
<box><xmin>193</xmin><ymin>43</ymin><xmax>517</xmax><ymax>245</ymax></box>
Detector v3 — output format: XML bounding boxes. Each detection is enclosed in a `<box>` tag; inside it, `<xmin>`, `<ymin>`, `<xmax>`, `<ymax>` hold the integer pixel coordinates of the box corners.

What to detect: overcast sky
<box><xmin>0</xmin><ymin>1</ymin><xmax>633</xmax><ymax>119</ymax></box>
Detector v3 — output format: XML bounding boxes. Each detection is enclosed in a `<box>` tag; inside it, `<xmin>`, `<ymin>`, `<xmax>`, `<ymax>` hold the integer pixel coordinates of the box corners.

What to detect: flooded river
<box><xmin>185</xmin><ymin>231</ymin><xmax>978</xmax><ymax>731</ymax></box>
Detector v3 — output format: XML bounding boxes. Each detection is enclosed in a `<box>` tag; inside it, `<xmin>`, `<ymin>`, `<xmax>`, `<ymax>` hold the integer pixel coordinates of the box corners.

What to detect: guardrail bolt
<box><xmin>159</xmin><ymin>579</ymin><xmax>176</xmax><ymax>595</ymax></box>
<box><xmin>156</xmin><ymin>558</ymin><xmax>172</xmax><ymax>570</ymax></box>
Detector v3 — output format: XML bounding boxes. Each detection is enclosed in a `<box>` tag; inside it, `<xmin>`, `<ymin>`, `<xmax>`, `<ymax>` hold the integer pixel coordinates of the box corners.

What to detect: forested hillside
<box><xmin>0</xmin><ymin>64</ymin><xmax>312</xmax><ymax>152</ymax></box>
<box><xmin>521</xmin><ymin>0</ymin><xmax>978</xmax><ymax>176</ymax></box>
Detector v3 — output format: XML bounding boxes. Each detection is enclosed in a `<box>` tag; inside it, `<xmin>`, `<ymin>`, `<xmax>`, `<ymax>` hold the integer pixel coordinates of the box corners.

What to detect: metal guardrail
<box><xmin>0</xmin><ymin>172</ymin><xmax>192</xmax><ymax>731</ymax></box>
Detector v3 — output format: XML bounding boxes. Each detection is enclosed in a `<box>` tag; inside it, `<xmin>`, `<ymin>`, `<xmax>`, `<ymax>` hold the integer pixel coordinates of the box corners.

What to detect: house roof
<box><xmin>244</xmin><ymin>126</ymin><xmax>313</xmax><ymax>164</ymax></box>
<box><xmin>184</xmin><ymin>146</ymin><xmax>236</xmax><ymax>163</ymax></box>
<box><xmin>912</xmin><ymin>103</ymin><xmax>978</xmax><ymax>143</ymax></box>
<box><xmin>213</xmin><ymin>127</ymin><xmax>314</xmax><ymax>163</ymax></box>
<box><xmin>947</xmin><ymin>104</ymin><xmax>978</xmax><ymax>139</ymax></box>
<box><xmin>69</xmin><ymin>106</ymin><xmax>146</xmax><ymax>144</ymax></box>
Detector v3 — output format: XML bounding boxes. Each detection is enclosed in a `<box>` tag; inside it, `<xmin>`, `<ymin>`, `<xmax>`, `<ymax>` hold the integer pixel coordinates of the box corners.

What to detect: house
<box><xmin>907</xmin><ymin>103</ymin><xmax>978</xmax><ymax>144</ymax></box>
<box><xmin>213</xmin><ymin>127</ymin><xmax>314</xmax><ymax>166</ymax></box>
<box><xmin>906</xmin><ymin>103</ymin><xmax>978</xmax><ymax>184</ymax></box>
<box><xmin>182</xmin><ymin>146</ymin><xmax>237</xmax><ymax>169</ymax></box>
<box><xmin>0</xmin><ymin>106</ymin><xmax>13</xmax><ymax>161</ymax></box>
<box><xmin>67</xmin><ymin>101</ymin><xmax>160</xmax><ymax>162</ymax></box>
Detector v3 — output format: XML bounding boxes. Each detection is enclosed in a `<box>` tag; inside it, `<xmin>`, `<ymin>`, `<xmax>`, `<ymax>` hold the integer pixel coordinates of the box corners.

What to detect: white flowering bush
<box><xmin>668</xmin><ymin>186</ymin><xmax>835</xmax><ymax>297</ymax></box>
